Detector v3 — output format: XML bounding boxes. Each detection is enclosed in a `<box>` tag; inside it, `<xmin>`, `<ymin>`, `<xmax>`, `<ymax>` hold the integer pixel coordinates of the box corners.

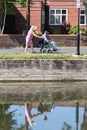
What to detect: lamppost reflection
<box><xmin>76</xmin><ymin>102</ymin><xmax>79</xmax><ymax>130</ymax></box>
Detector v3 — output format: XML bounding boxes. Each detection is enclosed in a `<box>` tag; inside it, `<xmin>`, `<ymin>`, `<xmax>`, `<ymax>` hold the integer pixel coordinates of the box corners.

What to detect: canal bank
<box><xmin>0</xmin><ymin>47</ymin><xmax>87</xmax><ymax>81</ymax></box>
<box><xmin>0</xmin><ymin>59</ymin><xmax>87</xmax><ymax>81</ymax></box>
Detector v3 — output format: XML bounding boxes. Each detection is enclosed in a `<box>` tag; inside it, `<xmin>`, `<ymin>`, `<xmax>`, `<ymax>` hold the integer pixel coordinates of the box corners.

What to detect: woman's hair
<box><xmin>30</xmin><ymin>26</ymin><xmax>37</xmax><ymax>31</ymax></box>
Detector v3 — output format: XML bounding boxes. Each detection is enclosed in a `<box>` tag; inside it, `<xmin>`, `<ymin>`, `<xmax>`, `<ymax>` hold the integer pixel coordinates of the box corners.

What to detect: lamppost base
<box><xmin>76</xmin><ymin>52</ymin><xmax>80</xmax><ymax>55</ymax></box>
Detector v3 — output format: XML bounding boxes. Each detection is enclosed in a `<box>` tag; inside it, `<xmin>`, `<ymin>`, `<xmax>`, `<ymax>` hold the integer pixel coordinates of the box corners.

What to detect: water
<box><xmin>0</xmin><ymin>81</ymin><xmax>87</xmax><ymax>130</ymax></box>
<box><xmin>0</xmin><ymin>103</ymin><xmax>86</xmax><ymax>130</ymax></box>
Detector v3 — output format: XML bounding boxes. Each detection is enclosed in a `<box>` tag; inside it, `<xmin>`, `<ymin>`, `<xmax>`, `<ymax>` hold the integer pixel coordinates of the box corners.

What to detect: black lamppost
<box><xmin>76</xmin><ymin>0</ymin><xmax>80</xmax><ymax>55</ymax></box>
<box><xmin>26</xmin><ymin>0</ymin><xmax>30</xmax><ymax>35</ymax></box>
<box><xmin>44</xmin><ymin>0</ymin><xmax>49</xmax><ymax>31</ymax></box>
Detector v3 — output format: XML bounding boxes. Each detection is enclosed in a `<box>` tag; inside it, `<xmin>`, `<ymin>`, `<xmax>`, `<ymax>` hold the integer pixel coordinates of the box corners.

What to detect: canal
<box><xmin>0</xmin><ymin>81</ymin><xmax>87</xmax><ymax>130</ymax></box>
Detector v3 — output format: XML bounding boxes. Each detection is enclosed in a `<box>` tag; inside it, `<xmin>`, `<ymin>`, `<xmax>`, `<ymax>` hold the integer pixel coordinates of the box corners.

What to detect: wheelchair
<box><xmin>39</xmin><ymin>39</ymin><xmax>53</xmax><ymax>53</ymax></box>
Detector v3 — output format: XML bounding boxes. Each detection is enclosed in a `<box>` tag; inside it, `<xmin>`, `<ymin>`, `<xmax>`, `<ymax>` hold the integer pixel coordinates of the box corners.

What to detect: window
<box><xmin>49</xmin><ymin>9</ymin><xmax>67</xmax><ymax>25</ymax></box>
<box><xmin>42</xmin><ymin>11</ymin><xmax>45</xmax><ymax>24</ymax></box>
<box><xmin>80</xmin><ymin>9</ymin><xmax>86</xmax><ymax>25</ymax></box>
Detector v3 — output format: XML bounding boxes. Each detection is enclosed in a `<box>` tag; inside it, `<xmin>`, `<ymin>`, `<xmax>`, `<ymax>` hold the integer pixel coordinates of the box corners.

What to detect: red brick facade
<box><xmin>30</xmin><ymin>1</ymin><xmax>44</xmax><ymax>31</ymax></box>
<box><xmin>14</xmin><ymin>0</ymin><xmax>85</xmax><ymax>34</ymax></box>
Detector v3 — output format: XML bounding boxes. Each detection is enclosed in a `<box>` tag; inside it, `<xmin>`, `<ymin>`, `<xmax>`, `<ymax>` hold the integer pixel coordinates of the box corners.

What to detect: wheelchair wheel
<box><xmin>42</xmin><ymin>48</ymin><xmax>46</xmax><ymax>53</ymax></box>
<box><xmin>47</xmin><ymin>48</ymin><xmax>53</xmax><ymax>53</ymax></box>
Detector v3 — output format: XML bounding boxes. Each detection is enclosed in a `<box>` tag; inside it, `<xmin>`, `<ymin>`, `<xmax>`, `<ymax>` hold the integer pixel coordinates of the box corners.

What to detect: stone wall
<box><xmin>0</xmin><ymin>59</ymin><xmax>87</xmax><ymax>81</ymax></box>
<box><xmin>0</xmin><ymin>34</ymin><xmax>86</xmax><ymax>48</ymax></box>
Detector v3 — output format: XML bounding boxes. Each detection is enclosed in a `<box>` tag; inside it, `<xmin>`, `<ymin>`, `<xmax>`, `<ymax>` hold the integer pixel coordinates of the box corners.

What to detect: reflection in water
<box><xmin>81</xmin><ymin>102</ymin><xmax>87</xmax><ymax>130</ymax></box>
<box><xmin>0</xmin><ymin>102</ymin><xmax>86</xmax><ymax>130</ymax></box>
<box><xmin>25</xmin><ymin>102</ymin><xmax>55</xmax><ymax>127</ymax></box>
<box><xmin>25</xmin><ymin>103</ymin><xmax>47</xmax><ymax>126</ymax></box>
<box><xmin>0</xmin><ymin>81</ymin><xmax>87</xmax><ymax>130</ymax></box>
<box><xmin>76</xmin><ymin>102</ymin><xmax>79</xmax><ymax>130</ymax></box>
<box><xmin>0</xmin><ymin>81</ymin><xmax>87</xmax><ymax>102</ymax></box>
<box><xmin>0</xmin><ymin>104</ymin><xmax>25</xmax><ymax>130</ymax></box>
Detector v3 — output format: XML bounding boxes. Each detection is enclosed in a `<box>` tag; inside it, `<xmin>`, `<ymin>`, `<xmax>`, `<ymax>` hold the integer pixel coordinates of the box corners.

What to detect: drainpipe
<box><xmin>44</xmin><ymin>0</ymin><xmax>49</xmax><ymax>31</ymax></box>
<box><xmin>26</xmin><ymin>0</ymin><xmax>30</xmax><ymax>35</ymax></box>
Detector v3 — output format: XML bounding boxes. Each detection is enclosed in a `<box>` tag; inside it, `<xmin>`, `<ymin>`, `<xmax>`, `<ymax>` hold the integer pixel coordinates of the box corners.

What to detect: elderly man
<box><xmin>40</xmin><ymin>31</ymin><xmax>58</xmax><ymax>52</ymax></box>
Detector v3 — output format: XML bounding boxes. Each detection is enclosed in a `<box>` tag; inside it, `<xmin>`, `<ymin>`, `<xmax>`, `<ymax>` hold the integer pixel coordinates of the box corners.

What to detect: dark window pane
<box><xmin>62</xmin><ymin>16</ymin><xmax>66</xmax><ymax>23</ymax></box>
<box><xmin>62</xmin><ymin>10</ymin><xmax>66</xmax><ymax>14</ymax></box>
<box><xmin>80</xmin><ymin>10</ymin><xmax>85</xmax><ymax>14</ymax></box>
<box><xmin>80</xmin><ymin>16</ymin><xmax>85</xmax><ymax>24</ymax></box>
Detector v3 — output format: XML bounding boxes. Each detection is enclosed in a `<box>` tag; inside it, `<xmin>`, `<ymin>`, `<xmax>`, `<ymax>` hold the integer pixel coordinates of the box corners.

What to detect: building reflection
<box><xmin>81</xmin><ymin>102</ymin><xmax>87</xmax><ymax>130</ymax></box>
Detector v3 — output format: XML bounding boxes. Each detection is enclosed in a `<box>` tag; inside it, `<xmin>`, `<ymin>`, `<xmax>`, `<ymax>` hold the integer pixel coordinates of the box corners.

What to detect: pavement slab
<box><xmin>0</xmin><ymin>47</ymin><xmax>87</xmax><ymax>55</ymax></box>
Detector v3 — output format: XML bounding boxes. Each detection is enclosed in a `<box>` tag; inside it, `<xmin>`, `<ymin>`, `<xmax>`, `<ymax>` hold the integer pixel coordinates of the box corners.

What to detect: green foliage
<box><xmin>0</xmin><ymin>6</ymin><xmax>4</xmax><ymax>14</ymax></box>
<box><xmin>69</xmin><ymin>25</ymin><xmax>85</xmax><ymax>34</ymax></box>
<box><xmin>0</xmin><ymin>1</ymin><xmax>15</xmax><ymax>14</ymax></box>
<box><xmin>0</xmin><ymin>104</ymin><xmax>16</xmax><ymax>130</ymax></box>
<box><xmin>61</xmin><ymin>122</ymin><xmax>72</xmax><ymax>130</ymax></box>
<box><xmin>35</xmin><ymin>31</ymin><xmax>42</xmax><ymax>35</ymax></box>
<box><xmin>53</xmin><ymin>30</ymin><xmax>61</xmax><ymax>34</ymax></box>
<box><xmin>6</xmin><ymin>3</ymin><xmax>15</xmax><ymax>14</ymax></box>
<box><xmin>16</xmin><ymin>0</ymin><xmax>26</xmax><ymax>7</ymax></box>
<box><xmin>38</xmin><ymin>101</ymin><xmax>55</xmax><ymax>113</ymax></box>
<box><xmin>0</xmin><ymin>0</ymin><xmax>26</xmax><ymax>15</ymax></box>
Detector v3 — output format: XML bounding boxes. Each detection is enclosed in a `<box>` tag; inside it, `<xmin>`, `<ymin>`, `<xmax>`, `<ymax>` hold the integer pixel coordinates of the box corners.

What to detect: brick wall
<box><xmin>14</xmin><ymin>1</ymin><xmax>44</xmax><ymax>34</ymax></box>
<box><xmin>0</xmin><ymin>34</ymin><xmax>25</xmax><ymax>48</ymax></box>
<box><xmin>0</xmin><ymin>34</ymin><xmax>86</xmax><ymax>48</ymax></box>
<box><xmin>30</xmin><ymin>1</ymin><xmax>44</xmax><ymax>31</ymax></box>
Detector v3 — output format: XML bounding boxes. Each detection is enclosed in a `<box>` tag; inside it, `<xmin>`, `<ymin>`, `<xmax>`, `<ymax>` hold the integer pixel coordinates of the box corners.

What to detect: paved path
<box><xmin>0</xmin><ymin>47</ymin><xmax>87</xmax><ymax>55</ymax></box>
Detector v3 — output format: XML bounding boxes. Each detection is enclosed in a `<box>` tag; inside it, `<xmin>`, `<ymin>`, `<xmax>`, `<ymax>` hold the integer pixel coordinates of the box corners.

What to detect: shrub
<box><xmin>53</xmin><ymin>30</ymin><xmax>61</xmax><ymax>34</ymax></box>
<box><xmin>69</xmin><ymin>25</ymin><xmax>85</xmax><ymax>34</ymax></box>
<box><xmin>35</xmin><ymin>31</ymin><xmax>42</xmax><ymax>35</ymax></box>
<box><xmin>61</xmin><ymin>20</ymin><xmax>70</xmax><ymax>34</ymax></box>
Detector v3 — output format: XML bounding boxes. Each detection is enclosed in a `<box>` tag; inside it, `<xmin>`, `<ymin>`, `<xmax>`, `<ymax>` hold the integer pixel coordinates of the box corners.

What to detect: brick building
<box><xmin>46</xmin><ymin>0</ymin><xmax>85</xmax><ymax>33</ymax></box>
<box><xmin>8</xmin><ymin>0</ymin><xmax>86</xmax><ymax>34</ymax></box>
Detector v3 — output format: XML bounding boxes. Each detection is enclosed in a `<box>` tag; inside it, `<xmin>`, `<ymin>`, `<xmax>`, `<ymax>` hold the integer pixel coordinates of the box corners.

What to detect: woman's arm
<box><xmin>33</xmin><ymin>31</ymin><xmax>41</xmax><ymax>38</ymax></box>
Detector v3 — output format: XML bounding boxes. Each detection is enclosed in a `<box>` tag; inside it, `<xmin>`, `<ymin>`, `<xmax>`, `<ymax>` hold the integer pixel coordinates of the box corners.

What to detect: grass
<box><xmin>0</xmin><ymin>53</ymin><xmax>87</xmax><ymax>59</ymax></box>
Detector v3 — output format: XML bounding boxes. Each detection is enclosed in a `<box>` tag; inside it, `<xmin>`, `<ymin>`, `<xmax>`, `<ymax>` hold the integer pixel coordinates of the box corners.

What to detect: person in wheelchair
<box><xmin>40</xmin><ymin>31</ymin><xmax>58</xmax><ymax>53</ymax></box>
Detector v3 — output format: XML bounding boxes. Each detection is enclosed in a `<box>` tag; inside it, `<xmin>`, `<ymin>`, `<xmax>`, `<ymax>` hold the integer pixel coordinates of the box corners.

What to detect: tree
<box><xmin>0</xmin><ymin>0</ymin><xmax>7</xmax><ymax>34</ymax></box>
<box><xmin>0</xmin><ymin>0</ymin><xmax>26</xmax><ymax>34</ymax></box>
<box><xmin>0</xmin><ymin>104</ymin><xmax>16</xmax><ymax>130</ymax></box>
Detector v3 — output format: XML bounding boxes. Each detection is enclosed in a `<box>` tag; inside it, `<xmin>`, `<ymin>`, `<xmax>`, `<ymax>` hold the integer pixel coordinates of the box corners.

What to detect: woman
<box><xmin>24</xmin><ymin>26</ymin><xmax>41</xmax><ymax>54</ymax></box>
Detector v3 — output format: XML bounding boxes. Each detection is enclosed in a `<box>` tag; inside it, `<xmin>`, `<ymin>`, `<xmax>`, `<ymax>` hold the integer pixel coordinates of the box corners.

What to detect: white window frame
<box><xmin>49</xmin><ymin>9</ymin><xmax>68</xmax><ymax>25</ymax></box>
<box><xmin>80</xmin><ymin>9</ymin><xmax>86</xmax><ymax>25</ymax></box>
